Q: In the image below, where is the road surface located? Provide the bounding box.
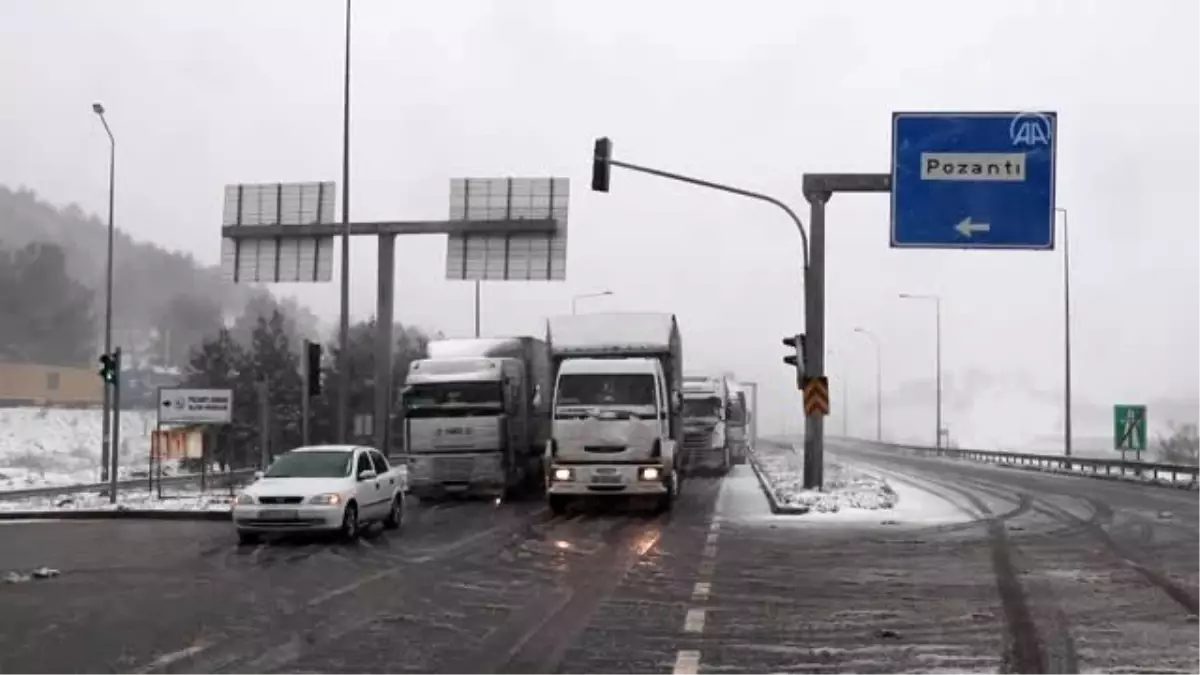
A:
[1,441,1195,673]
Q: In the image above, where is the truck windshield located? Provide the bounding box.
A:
[683,397,722,419]
[556,374,656,409]
[728,395,747,423]
[403,382,503,418]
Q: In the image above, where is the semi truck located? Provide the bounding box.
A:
[726,380,750,465]
[543,312,685,514]
[401,337,552,500]
[681,374,733,475]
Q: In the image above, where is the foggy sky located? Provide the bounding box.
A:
[2,0,1197,447]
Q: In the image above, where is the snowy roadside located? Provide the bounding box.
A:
[0,485,235,514]
[751,441,898,513]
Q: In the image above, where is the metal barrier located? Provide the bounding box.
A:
[858,440,1198,486]
[0,469,257,501]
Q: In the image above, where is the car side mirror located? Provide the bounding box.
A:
[253,470,265,481]
[357,469,377,481]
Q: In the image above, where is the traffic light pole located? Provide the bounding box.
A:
[109,348,122,504]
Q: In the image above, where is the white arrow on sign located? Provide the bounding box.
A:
[955,217,991,237]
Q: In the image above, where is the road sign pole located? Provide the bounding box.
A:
[1059,207,1073,459]
[301,340,311,447]
[374,234,396,454]
[258,381,270,469]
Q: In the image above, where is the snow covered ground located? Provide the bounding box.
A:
[0,485,235,513]
[750,442,899,513]
[0,407,177,491]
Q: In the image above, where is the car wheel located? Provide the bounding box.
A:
[383,496,403,530]
[340,503,360,540]
[237,530,259,546]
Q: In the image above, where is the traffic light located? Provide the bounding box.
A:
[98,352,116,384]
[305,341,322,397]
[782,334,806,389]
[591,137,612,192]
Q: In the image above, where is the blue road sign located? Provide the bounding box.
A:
[890,111,1057,250]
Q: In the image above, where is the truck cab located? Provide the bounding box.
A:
[682,375,732,475]
[402,337,550,500]
[546,357,679,513]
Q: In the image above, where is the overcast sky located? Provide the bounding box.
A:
[2,0,1197,448]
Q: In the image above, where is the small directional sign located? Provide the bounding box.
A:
[803,376,830,417]
[890,111,1058,250]
[1113,404,1148,452]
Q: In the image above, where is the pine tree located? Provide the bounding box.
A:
[183,328,247,471]
[246,309,304,456]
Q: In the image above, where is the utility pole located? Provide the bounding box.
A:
[474,280,481,337]
[257,380,271,468]
[899,293,943,451]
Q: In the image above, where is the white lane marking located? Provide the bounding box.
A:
[683,607,706,633]
[673,650,700,675]
[692,581,711,601]
[133,642,210,673]
[702,542,718,559]
[698,558,715,578]
[705,531,719,545]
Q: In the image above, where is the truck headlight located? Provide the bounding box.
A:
[553,467,574,481]
[308,493,342,505]
[639,467,661,481]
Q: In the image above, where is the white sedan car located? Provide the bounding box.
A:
[232,444,405,545]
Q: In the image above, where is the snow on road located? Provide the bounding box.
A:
[0,407,164,490]
[0,485,234,513]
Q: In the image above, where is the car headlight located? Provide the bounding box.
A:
[308,493,342,505]
[552,467,573,481]
[234,493,256,505]
[639,467,661,481]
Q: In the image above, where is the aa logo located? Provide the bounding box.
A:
[1009,112,1054,148]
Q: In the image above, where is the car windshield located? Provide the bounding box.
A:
[684,397,722,419]
[264,450,352,479]
[556,373,656,407]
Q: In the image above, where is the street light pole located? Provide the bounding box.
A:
[854,327,882,442]
[571,290,613,315]
[900,293,942,450]
[92,102,115,482]
[1057,207,1073,458]
[336,0,353,443]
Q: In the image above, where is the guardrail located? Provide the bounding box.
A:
[857,440,1198,486]
[0,469,257,502]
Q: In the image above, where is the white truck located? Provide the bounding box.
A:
[681,374,733,475]
[543,312,685,514]
[401,337,552,500]
[725,380,750,465]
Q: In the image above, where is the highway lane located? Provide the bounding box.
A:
[830,440,1199,673]
[3,449,1195,674]
[0,479,726,674]
[0,497,546,673]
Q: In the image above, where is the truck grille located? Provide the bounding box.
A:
[584,445,626,454]
[683,430,713,451]
[434,457,476,482]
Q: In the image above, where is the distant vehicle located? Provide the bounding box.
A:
[543,312,685,514]
[231,445,405,545]
[681,374,733,475]
[725,380,750,465]
[401,337,552,500]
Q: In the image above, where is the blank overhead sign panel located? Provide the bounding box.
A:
[220,181,337,283]
[445,177,569,281]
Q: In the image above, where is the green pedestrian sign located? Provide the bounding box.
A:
[1113,404,1148,452]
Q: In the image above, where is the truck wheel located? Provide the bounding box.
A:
[549,495,570,516]
[654,472,677,514]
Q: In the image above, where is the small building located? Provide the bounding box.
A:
[0,362,102,407]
